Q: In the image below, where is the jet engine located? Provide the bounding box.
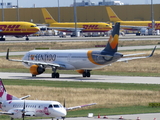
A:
[76,70,84,74]
[30,65,45,75]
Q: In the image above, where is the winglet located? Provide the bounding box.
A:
[148,46,156,57]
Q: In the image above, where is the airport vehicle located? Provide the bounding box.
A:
[106,7,160,33]
[0,79,96,120]
[41,8,112,35]
[0,21,39,41]
[6,23,156,78]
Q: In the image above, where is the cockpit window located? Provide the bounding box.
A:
[31,25,37,27]
[53,104,60,108]
[48,104,53,108]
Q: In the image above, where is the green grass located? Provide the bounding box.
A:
[1,79,160,119]
[67,106,160,117]
[2,79,160,91]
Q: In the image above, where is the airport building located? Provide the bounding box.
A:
[0,4,160,24]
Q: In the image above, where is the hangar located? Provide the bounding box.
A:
[0,4,160,24]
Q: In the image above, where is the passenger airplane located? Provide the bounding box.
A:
[0,21,39,41]
[106,7,160,31]
[0,79,96,120]
[6,23,156,78]
[41,8,112,34]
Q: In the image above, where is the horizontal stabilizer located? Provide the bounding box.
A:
[20,95,30,100]
[66,103,96,111]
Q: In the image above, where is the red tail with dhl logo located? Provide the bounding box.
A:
[102,22,120,54]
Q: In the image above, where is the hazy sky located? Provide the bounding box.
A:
[3,0,160,8]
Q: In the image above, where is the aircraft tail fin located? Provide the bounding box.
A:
[41,8,58,24]
[102,22,120,54]
[106,7,122,22]
[0,79,20,102]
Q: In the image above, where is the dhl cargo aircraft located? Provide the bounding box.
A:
[0,21,39,41]
[41,8,112,34]
[6,23,156,78]
[0,79,96,120]
[106,7,160,31]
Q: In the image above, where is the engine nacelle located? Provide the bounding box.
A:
[30,65,45,75]
[14,35,24,38]
[8,108,23,118]
[76,70,84,74]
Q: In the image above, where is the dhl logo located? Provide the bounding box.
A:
[83,25,99,29]
[148,23,160,28]
[45,17,52,20]
[0,25,21,31]
[110,16,116,18]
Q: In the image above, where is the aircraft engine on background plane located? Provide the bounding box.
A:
[30,65,45,76]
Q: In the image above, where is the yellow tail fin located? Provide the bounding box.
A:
[106,7,122,22]
[41,8,58,24]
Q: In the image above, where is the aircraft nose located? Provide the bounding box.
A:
[35,27,40,32]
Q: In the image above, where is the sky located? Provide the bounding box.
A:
[2,0,160,8]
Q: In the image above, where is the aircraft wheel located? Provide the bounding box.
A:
[26,37,29,41]
[0,38,5,41]
[32,74,36,77]
[86,72,90,77]
[83,72,86,77]
[55,73,60,78]
[52,73,56,78]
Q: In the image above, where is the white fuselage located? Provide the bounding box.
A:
[1,100,66,118]
[22,49,121,70]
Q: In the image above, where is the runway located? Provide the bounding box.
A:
[1,72,160,84]
[32,113,160,120]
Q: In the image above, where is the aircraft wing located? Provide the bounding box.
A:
[48,27,84,32]
[6,49,63,68]
[66,103,96,111]
[0,112,13,115]
[118,46,156,62]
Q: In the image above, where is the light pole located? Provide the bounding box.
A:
[17,0,19,21]
[151,0,155,35]
[2,0,4,21]
[74,0,77,37]
[58,0,60,22]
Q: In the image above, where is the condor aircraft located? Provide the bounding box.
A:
[0,79,96,120]
[106,7,160,31]
[0,21,39,41]
[6,23,156,78]
[41,8,112,33]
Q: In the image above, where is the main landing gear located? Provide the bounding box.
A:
[0,36,5,41]
[26,35,29,41]
[52,67,60,78]
[82,70,91,77]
